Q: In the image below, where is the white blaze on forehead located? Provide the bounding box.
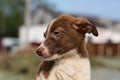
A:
[47,18,57,33]
[38,43,47,50]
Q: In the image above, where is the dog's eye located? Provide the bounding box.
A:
[54,32,59,34]
[44,33,46,38]
[53,31,60,35]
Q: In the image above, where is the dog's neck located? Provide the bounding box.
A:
[36,48,90,80]
[77,40,88,58]
[55,49,79,64]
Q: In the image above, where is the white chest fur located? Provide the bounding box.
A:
[36,49,91,80]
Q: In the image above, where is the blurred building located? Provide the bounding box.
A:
[19,5,120,57]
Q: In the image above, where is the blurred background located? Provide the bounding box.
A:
[0,0,120,80]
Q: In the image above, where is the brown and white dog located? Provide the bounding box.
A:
[36,14,98,80]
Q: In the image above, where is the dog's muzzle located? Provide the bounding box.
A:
[36,43,51,59]
[36,46,44,57]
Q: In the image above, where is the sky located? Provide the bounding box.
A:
[48,0,120,21]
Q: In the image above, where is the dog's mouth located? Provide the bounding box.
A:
[37,53,49,59]
[36,49,59,61]
[39,54,59,61]
[37,51,50,58]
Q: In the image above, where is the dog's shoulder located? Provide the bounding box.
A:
[49,53,90,80]
[36,52,90,80]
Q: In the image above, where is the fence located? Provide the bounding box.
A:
[87,43,120,57]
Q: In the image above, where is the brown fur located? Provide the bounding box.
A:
[36,60,55,78]
[36,14,98,79]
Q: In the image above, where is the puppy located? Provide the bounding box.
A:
[36,14,98,80]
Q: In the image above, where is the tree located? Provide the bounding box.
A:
[0,0,25,37]
[0,0,55,37]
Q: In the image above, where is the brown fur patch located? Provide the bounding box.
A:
[36,60,55,78]
[36,14,98,79]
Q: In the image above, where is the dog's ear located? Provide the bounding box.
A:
[73,18,98,36]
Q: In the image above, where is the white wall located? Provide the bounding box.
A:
[87,27,120,43]
[19,24,47,46]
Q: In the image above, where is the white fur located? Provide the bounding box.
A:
[47,19,57,33]
[36,76,41,80]
[44,54,59,61]
[36,49,91,80]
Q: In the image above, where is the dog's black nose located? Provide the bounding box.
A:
[36,48,42,56]
[36,49,41,53]
[36,47,45,56]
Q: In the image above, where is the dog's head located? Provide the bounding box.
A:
[36,14,98,61]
